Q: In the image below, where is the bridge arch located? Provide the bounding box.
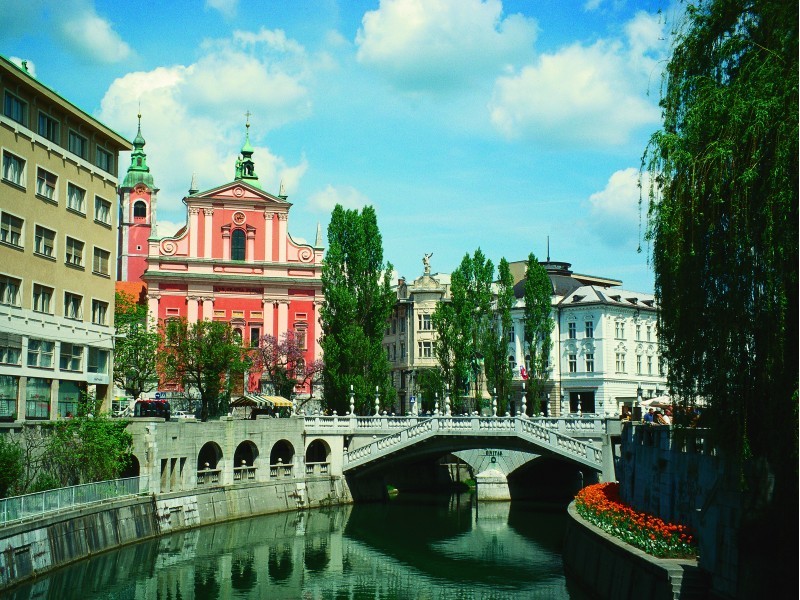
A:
[305,439,331,463]
[234,440,260,467]
[270,439,295,464]
[198,441,223,470]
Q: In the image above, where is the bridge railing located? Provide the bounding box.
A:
[0,477,143,526]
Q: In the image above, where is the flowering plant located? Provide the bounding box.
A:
[574,482,697,559]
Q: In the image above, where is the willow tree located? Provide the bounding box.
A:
[641,0,797,578]
[522,253,554,414]
[320,205,395,414]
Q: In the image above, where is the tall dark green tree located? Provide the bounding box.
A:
[114,291,159,400]
[158,319,249,421]
[433,250,494,413]
[522,253,554,414]
[642,0,797,583]
[484,258,515,414]
[320,205,395,414]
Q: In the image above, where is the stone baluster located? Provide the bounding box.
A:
[521,382,527,419]
[434,393,439,416]
[349,385,355,416]
[492,389,497,417]
[445,384,451,416]
[374,387,380,417]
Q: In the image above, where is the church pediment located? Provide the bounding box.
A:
[190,181,291,207]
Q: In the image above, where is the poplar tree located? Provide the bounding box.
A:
[523,253,554,414]
[484,258,515,414]
[320,205,395,414]
[113,291,159,401]
[642,0,797,583]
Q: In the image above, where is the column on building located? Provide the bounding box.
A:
[263,212,274,262]
[187,295,200,323]
[313,300,323,362]
[263,297,276,338]
[201,296,214,321]
[277,300,289,337]
[203,208,214,258]
[246,227,256,260]
[189,208,200,257]
[222,226,231,261]
[277,213,288,262]
[147,292,161,331]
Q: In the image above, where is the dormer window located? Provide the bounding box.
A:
[231,229,246,260]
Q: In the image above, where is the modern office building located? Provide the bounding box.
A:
[0,55,131,420]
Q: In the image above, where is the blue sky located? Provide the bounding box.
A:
[2,0,681,293]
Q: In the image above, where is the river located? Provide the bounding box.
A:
[7,493,589,599]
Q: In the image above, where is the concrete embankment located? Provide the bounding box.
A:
[0,476,350,592]
[562,502,708,600]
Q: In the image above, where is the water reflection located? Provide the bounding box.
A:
[7,495,583,599]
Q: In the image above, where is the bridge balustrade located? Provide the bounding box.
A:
[270,461,294,479]
[305,462,330,476]
[233,465,257,482]
[197,467,221,486]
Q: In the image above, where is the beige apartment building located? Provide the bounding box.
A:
[0,56,131,420]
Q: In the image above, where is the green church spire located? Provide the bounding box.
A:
[122,111,155,189]
[234,111,261,189]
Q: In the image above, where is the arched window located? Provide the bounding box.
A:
[231,229,246,260]
[133,200,147,219]
[508,355,516,371]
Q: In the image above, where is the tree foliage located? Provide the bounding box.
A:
[432,249,494,413]
[0,435,23,498]
[484,258,515,414]
[251,332,324,403]
[158,319,250,421]
[523,253,554,413]
[320,205,395,414]
[114,291,159,400]
[642,0,797,570]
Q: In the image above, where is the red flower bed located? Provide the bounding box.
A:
[574,482,697,559]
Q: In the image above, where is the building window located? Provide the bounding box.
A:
[391,318,397,334]
[64,292,83,320]
[615,321,625,339]
[0,274,21,307]
[26,378,51,419]
[68,131,88,159]
[586,353,594,372]
[32,283,53,313]
[646,325,652,342]
[508,355,516,371]
[27,338,54,368]
[615,353,626,373]
[4,92,27,125]
[95,147,113,173]
[568,322,576,339]
[67,183,86,214]
[2,151,25,186]
[65,237,84,267]
[91,299,108,325]
[94,196,111,225]
[568,354,577,373]
[636,354,643,375]
[418,314,432,331]
[92,247,110,276]
[0,332,22,365]
[38,112,59,143]
[507,327,515,343]
[58,380,81,418]
[249,327,260,347]
[636,323,641,341]
[647,355,653,375]
[87,348,109,374]
[60,343,83,371]
[418,341,433,358]
[400,342,406,359]
[0,212,23,247]
[231,229,246,260]
[294,328,307,350]
[34,225,55,258]
[400,319,405,333]
[0,375,18,418]
[133,200,147,219]
[36,168,57,200]
[585,321,593,338]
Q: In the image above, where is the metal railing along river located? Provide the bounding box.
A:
[0,477,143,526]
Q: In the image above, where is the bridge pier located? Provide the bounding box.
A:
[475,469,510,501]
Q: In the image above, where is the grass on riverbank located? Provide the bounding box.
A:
[575,482,697,559]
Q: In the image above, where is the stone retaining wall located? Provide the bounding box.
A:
[562,502,708,600]
[0,476,351,592]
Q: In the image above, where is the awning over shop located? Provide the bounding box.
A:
[244,394,293,408]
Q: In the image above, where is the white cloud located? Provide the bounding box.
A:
[60,11,131,63]
[98,29,315,228]
[356,0,537,92]
[584,0,603,10]
[308,185,371,212]
[488,10,666,147]
[206,0,238,19]
[588,167,651,246]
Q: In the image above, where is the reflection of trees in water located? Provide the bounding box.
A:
[194,565,219,598]
[268,544,293,581]
[231,550,256,592]
[304,536,330,572]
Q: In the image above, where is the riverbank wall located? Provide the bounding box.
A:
[0,476,351,592]
[562,502,708,600]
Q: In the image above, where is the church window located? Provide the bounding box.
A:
[133,200,147,219]
[231,229,246,260]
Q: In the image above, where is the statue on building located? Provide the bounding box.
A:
[423,252,433,275]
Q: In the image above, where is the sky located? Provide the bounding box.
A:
[1,0,684,293]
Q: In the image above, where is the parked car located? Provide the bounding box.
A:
[172,410,196,420]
